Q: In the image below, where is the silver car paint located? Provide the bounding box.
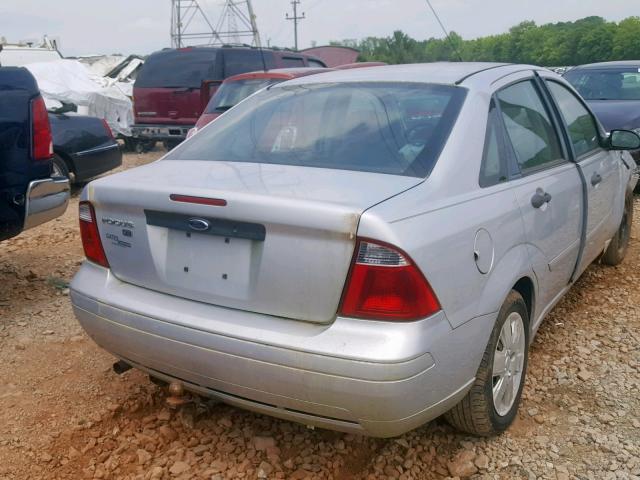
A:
[71,63,633,437]
[86,161,422,324]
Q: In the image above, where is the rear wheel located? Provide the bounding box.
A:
[444,290,529,436]
[52,154,70,181]
[602,193,633,266]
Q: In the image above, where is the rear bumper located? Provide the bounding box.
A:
[72,143,122,183]
[23,177,70,231]
[70,262,495,437]
[131,124,192,141]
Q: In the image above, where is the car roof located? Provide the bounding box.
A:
[223,68,333,83]
[275,62,537,88]
[569,60,640,70]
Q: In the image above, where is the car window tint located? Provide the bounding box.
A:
[308,59,325,68]
[205,78,277,113]
[497,81,564,173]
[281,57,306,68]
[168,82,467,178]
[546,81,600,158]
[135,50,218,88]
[224,50,275,77]
[480,100,508,187]
[564,68,640,101]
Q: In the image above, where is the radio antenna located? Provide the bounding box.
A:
[424,0,463,62]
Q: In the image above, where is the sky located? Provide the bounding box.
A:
[0,0,637,57]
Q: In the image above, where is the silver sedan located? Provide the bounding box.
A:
[71,63,639,437]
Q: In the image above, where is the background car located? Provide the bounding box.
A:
[564,61,640,171]
[132,46,327,149]
[50,113,122,184]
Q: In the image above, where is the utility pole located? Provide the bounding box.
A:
[285,0,305,51]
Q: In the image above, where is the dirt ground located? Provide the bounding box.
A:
[0,151,638,480]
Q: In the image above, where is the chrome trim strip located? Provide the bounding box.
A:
[74,143,119,157]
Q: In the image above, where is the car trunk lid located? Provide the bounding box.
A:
[88,160,422,323]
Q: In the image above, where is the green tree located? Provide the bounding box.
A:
[338,16,640,66]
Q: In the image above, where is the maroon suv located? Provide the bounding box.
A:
[132,46,326,147]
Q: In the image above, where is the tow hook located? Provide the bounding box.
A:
[166,381,192,409]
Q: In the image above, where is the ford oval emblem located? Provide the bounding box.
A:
[188,218,210,232]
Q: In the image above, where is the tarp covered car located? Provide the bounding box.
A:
[25,59,133,136]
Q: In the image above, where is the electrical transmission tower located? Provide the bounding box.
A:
[170,0,261,48]
[285,0,305,51]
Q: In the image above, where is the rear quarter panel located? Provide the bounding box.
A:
[359,90,535,330]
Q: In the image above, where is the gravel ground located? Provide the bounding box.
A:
[0,151,638,480]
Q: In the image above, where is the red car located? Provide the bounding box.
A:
[192,67,332,132]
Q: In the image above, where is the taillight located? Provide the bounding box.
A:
[79,201,109,268]
[339,239,440,321]
[31,95,53,161]
[101,119,115,140]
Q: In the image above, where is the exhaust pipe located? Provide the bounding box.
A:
[113,360,132,375]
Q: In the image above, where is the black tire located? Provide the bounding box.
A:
[164,139,182,151]
[602,193,634,266]
[52,154,70,180]
[444,290,530,436]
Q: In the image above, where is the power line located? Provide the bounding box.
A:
[424,0,463,62]
[285,0,306,51]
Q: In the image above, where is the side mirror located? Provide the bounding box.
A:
[608,129,640,150]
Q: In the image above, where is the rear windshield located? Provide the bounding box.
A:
[565,68,640,101]
[168,82,466,177]
[205,78,280,113]
[136,50,217,89]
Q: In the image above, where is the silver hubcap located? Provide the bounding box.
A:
[492,312,525,416]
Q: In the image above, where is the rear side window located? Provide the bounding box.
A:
[223,50,275,77]
[281,56,306,68]
[308,59,326,68]
[480,100,509,187]
[546,81,600,158]
[168,82,467,177]
[497,81,564,173]
[135,50,217,89]
[205,78,279,113]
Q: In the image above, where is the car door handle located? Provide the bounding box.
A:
[531,189,552,209]
[591,172,602,186]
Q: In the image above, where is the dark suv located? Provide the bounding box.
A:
[132,46,326,147]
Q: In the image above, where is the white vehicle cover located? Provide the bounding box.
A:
[25,59,133,136]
